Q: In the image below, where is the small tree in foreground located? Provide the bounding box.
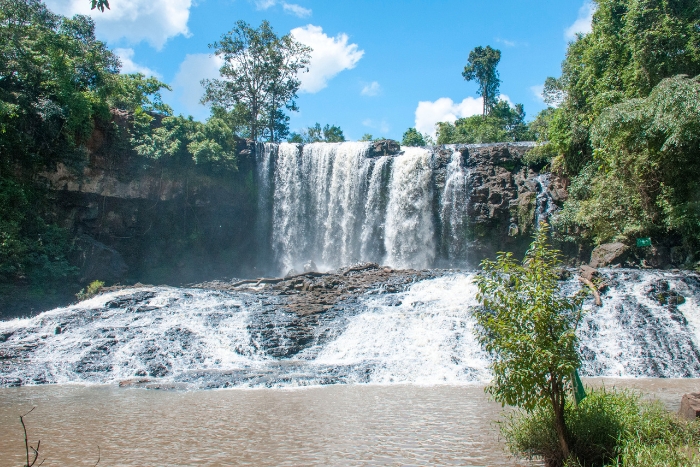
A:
[473,223,585,465]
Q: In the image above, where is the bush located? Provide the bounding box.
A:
[76,280,104,301]
[502,388,700,467]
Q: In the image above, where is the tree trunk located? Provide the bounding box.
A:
[550,379,571,464]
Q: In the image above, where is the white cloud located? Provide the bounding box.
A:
[361,81,381,97]
[114,48,160,77]
[45,0,192,49]
[495,38,517,47]
[291,25,364,93]
[255,0,311,17]
[254,0,277,9]
[414,95,512,138]
[531,84,545,103]
[362,118,390,135]
[565,1,597,40]
[283,3,311,17]
[169,53,223,120]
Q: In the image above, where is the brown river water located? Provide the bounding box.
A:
[0,379,698,467]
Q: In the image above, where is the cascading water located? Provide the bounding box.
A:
[1,270,699,388]
[263,142,471,274]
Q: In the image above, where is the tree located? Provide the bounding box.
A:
[462,45,501,117]
[401,127,427,147]
[202,21,311,142]
[473,223,586,463]
[288,123,345,143]
[436,100,530,144]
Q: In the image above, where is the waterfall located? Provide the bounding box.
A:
[263,143,474,273]
[2,270,699,388]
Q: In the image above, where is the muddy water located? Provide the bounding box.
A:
[0,380,696,466]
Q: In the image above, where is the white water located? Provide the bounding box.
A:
[264,143,472,274]
[1,270,699,388]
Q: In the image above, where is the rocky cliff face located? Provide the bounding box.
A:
[37,140,566,289]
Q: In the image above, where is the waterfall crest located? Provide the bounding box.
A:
[262,142,471,274]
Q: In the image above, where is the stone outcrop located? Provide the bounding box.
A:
[590,243,630,268]
[679,393,700,420]
[195,263,438,317]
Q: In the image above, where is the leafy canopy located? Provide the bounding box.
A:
[436,100,530,144]
[556,75,700,246]
[463,45,502,117]
[202,20,311,142]
[401,127,432,147]
[288,123,345,143]
[474,223,586,459]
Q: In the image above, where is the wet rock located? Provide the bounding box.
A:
[679,393,700,420]
[367,139,401,158]
[304,260,317,273]
[579,265,599,282]
[590,243,629,268]
[73,235,128,283]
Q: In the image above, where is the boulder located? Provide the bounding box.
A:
[679,393,700,420]
[590,243,629,268]
[579,265,599,282]
[367,139,401,158]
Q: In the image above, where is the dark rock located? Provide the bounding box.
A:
[367,139,401,158]
[73,235,128,283]
[590,243,629,268]
[679,393,700,420]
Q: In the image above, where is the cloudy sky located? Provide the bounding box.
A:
[45,0,595,141]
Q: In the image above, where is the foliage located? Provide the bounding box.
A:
[359,133,374,142]
[436,100,530,144]
[545,0,700,175]
[131,113,239,172]
[202,20,311,142]
[474,223,586,459]
[401,127,432,146]
[554,75,700,248]
[76,279,104,301]
[0,0,119,173]
[288,123,345,143]
[503,388,700,467]
[0,178,76,285]
[463,45,502,116]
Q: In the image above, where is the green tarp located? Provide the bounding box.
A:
[573,369,587,404]
[636,237,652,247]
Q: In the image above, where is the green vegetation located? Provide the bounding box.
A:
[504,388,700,467]
[437,45,531,145]
[202,20,311,142]
[0,1,315,304]
[537,0,700,256]
[76,280,104,301]
[463,45,502,117]
[400,127,434,147]
[436,100,531,144]
[288,123,345,143]
[474,224,586,460]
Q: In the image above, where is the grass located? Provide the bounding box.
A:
[501,388,700,467]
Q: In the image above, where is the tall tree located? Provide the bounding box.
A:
[202,21,310,142]
[462,45,502,117]
[474,223,586,462]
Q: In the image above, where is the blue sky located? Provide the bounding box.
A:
[45,0,596,141]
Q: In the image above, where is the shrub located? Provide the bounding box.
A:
[76,280,105,301]
[502,388,700,467]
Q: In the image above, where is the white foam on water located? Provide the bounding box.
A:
[2,270,700,387]
[315,274,489,384]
